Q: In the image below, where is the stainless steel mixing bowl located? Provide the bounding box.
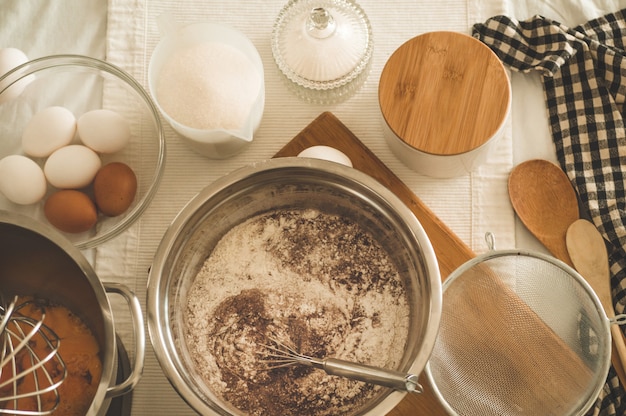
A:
[147,157,442,415]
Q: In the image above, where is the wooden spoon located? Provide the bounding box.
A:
[509,160,626,386]
[508,159,578,267]
[567,219,626,383]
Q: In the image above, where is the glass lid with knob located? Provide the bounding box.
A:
[271,0,373,104]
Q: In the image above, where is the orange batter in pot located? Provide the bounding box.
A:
[1,296,102,415]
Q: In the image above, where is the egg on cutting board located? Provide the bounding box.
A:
[0,155,47,205]
[297,145,353,167]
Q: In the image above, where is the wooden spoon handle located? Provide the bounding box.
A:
[605,296,626,387]
[610,324,626,386]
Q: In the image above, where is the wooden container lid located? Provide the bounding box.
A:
[379,31,510,156]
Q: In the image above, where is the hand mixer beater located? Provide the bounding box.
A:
[0,293,67,415]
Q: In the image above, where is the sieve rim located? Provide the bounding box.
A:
[425,248,612,416]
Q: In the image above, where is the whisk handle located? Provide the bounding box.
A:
[323,358,422,393]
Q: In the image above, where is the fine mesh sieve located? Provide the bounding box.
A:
[426,237,613,416]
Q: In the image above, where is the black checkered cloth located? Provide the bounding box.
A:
[473,10,626,416]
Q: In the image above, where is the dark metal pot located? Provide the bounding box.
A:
[0,211,145,415]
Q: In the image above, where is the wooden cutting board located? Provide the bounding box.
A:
[274,111,474,415]
[274,112,597,415]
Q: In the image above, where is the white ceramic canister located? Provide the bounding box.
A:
[379,31,511,178]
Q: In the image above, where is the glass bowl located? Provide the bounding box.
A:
[0,55,165,249]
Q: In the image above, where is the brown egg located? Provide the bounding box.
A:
[44,190,98,233]
[93,162,137,217]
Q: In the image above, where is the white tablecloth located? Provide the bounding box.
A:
[2,0,626,414]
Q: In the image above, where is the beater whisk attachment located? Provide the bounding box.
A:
[258,337,422,393]
[0,294,67,415]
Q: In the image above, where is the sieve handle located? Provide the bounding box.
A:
[322,358,423,393]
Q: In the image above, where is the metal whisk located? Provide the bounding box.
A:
[0,294,67,415]
[259,338,422,393]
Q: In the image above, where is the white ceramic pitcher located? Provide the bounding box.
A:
[148,14,265,159]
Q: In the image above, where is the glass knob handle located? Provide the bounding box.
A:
[307,7,336,39]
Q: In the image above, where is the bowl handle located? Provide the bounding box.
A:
[103,282,146,398]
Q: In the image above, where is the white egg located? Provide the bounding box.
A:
[297,145,353,167]
[0,155,47,205]
[77,109,131,153]
[44,145,102,189]
[22,106,77,157]
[0,48,30,104]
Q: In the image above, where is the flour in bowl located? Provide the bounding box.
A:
[184,208,410,416]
